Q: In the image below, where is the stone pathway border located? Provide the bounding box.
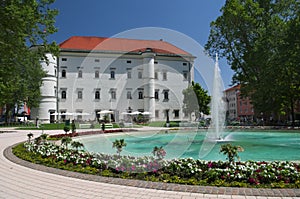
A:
[4,143,300,198]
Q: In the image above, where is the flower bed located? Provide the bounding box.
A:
[14,141,300,188]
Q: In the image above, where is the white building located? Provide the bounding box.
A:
[33,36,195,123]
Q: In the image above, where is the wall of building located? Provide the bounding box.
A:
[57,51,193,122]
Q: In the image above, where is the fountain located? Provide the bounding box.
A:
[198,54,226,158]
[209,53,226,141]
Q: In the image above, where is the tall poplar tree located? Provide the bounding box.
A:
[0,0,58,121]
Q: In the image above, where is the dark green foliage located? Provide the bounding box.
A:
[112,139,127,156]
[63,126,70,134]
[182,81,211,119]
[0,0,58,122]
[205,0,300,123]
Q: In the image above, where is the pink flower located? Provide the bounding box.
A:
[131,165,136,171]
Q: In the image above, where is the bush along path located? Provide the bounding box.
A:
[12,135,300,188]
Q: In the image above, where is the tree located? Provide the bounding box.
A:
[27,133,34,143]
[182,81,211,120]
[220,143,244,163]
[205,0,300,124]
[0,0,58,122]
[112,139,127,157]
[40,133,48,143]
[61,136,72,150]
[71,141,84,151]
[152,146,166,160]
[63,126,70,134]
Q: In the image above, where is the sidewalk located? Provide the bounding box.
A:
[0,129,299,199]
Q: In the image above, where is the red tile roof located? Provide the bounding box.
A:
[59,36,192,56]
[224,84,240,92]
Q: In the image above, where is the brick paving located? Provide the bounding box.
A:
[0,129,300,199]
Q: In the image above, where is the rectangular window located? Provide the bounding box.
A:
[183,71,188,81]
[110,70,115,79]
[155,110,159,118]
[78,70,82,78]
[162,71,167,80]
[95,70,99,78]
[127,91,132,99]
[95,59,100,62]
[62,58,67,61]
[174,110,180,118]
[126,60,132,64]
[155,90,159,100]
[154,61,158,64]
[61,90,67,99]
[127,69,132,79]
[111,89,116,100]
[138,91,143,99]
[138,71,143,79]
[163,90,169,101]
[61,69,66,78]
[95,90,100,100]
[183,62,187,66]
[78,91,83,99]
[154,71,158,79]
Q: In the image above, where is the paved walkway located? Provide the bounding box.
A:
[0,129,299,199]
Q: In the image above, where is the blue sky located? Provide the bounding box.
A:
[49,0,234,89]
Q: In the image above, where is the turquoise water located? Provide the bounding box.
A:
[76,130,300,161]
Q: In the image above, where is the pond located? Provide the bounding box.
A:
[75,130,300,161]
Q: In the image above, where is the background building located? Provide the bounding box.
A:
[224,84,254,123]
[32,36,195,123]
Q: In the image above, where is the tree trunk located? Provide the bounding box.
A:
[290,98,295,127]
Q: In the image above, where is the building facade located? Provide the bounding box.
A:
[32,36,195,123]
[224,84,254,122]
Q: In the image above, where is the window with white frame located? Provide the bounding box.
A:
[127,91,132,99]
[138,71,143,79]
[138,91,143,99]
[174,110,180,118]
[78,70,82,78]
[155,110,159,118]
[95,90,100,100]
[183,71,188,81]
[78,90,83,99]
[127,68,132,79]
[61,69,66,78]
[154,71,158,79]
[110,89,116,100]
[163,90,169,101]
[155,90,159,100]
[110,70,115,79]
[61,90,66,99]
[162,71,167,80]
[95,70,99,78]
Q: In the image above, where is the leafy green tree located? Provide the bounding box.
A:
[0,0,58,122]
[182,81,211,120]
[112,139,127,157]
[205,0,300,124]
